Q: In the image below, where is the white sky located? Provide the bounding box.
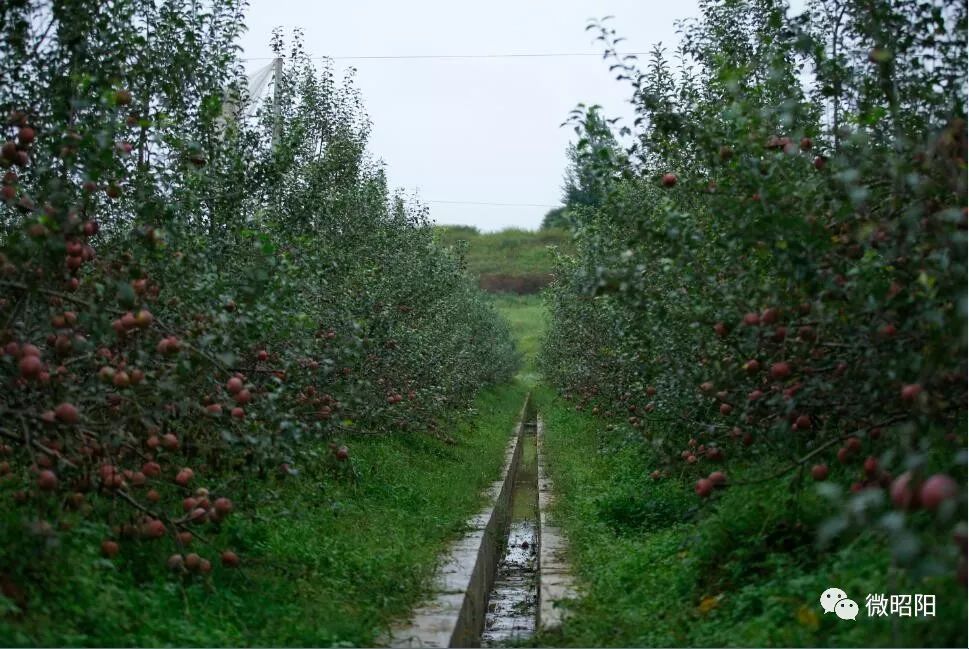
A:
[238,1,701,231]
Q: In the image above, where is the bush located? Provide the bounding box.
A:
[0,0,516,593]
[542,0,967,586]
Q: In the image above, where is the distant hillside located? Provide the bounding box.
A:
[435,226,573,294]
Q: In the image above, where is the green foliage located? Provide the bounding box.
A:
[435,225,572,294]
[534,387,967,647]
[0,0,517,629]
[542,0,967,603]
[541,206,569,230]
[436,226,573,277]
[491,293,546,384]
[0,381,529,646]
[561,107,626,213]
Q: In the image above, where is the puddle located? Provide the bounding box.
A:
[481,423,538,647]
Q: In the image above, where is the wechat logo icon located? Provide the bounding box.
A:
[820,587,859,620]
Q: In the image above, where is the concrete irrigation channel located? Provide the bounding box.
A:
[389,395,576,648]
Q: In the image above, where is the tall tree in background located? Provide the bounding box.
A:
[540,107,624,230]
[561,107,623,211]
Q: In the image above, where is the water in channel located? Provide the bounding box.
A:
[481,421,539,646]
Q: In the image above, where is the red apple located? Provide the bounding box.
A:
[183,553,201,571]
[18,127,35,145]
[112,370,130,388]
[900,384,922,402]
[770,362,791,380]
[54,402,79,424]
[226,377,244,394]
[890,472,920,510]
[37,469,58,491]
[863,456,879,476]
[134,309,153,329]
[708,471,727,486]
[101,540,120,557]
[811,464,829,481]
[920,474,958,511]
[221,550,240,567]
[661,173,677,187]
[144,519,166,538]
[214,497,233,515]
[695,478,714,497]
[18,354,42,379]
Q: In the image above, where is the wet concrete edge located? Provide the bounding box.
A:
[536,415,577,633]
[387,395,531,648]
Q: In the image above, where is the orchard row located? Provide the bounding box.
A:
[0,2,517,588]
[541,2,967,583]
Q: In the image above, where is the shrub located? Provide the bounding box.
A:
[0,0,516,588]
[542,0,967,584]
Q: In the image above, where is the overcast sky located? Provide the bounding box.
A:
[238,1,701,231]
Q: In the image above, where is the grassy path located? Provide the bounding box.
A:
[492,294,545,386]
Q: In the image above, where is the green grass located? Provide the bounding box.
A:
[0,381,530,647]
[531,385,967,648]
[491,293,546,385]
[435,226,571,277]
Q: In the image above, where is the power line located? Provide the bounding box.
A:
[426,199,559,208]
[242,51,646,62]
